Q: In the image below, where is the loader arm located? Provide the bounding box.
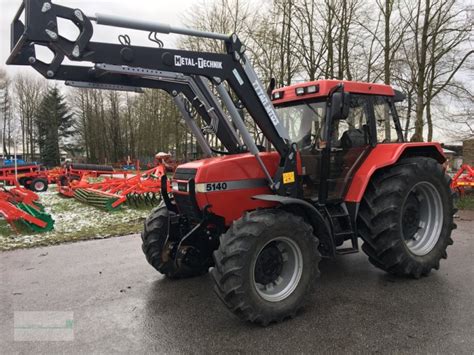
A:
[7,0,298,195]
[61,65,243,155]
[65,69,241,158]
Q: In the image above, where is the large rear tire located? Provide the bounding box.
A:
[141,205,210,279]
[212,209,320,326]
[357,157,456,278]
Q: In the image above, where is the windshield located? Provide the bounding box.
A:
[275,101,326,150]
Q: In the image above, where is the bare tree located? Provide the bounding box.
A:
[14,74,45,160]
[403,0,472,141]
[0,70,13,157]
[180,0,252,52]
[291,0,327,81]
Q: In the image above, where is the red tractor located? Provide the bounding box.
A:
[8,1,456,325]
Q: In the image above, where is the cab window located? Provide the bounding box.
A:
[373,96,400,143]
[332,94,370,148]
[276,101,326,151]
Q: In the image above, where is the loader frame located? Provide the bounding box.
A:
[7,0,299,195]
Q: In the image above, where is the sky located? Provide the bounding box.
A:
[1,0,197,75]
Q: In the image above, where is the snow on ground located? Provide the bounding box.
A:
[0,187,154,251]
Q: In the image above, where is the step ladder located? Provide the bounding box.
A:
[326,203,359,255]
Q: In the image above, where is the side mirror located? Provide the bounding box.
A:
[393,90,406,103]
[267,77,276,97]
[331,92,351,120]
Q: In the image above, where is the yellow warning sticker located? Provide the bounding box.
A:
[283,171,295,184]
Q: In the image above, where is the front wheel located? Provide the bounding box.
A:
[212,209,320,325]
[357,157,456,278]
[141,205,211,279]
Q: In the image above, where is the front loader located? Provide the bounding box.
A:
[7,0,456,325]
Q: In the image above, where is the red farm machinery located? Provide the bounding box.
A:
[57,162,116,194]
[0,177,54,233]
[0,162,50,192]
[7,0,457,325]
[451,164,474,197]
[57,161,171,210]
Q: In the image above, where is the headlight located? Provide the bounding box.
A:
[171,181,179,191]
[272,91,284,100]
[306,85,319,94]
[295,87,305,96]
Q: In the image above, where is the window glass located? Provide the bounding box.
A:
[276,101,326,151]
[332,94,369,148]
[373,96,399,143]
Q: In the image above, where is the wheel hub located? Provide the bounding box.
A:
[252,237,303,303]
[35,181,45,190]
[401,182,444,256]
[254,243,284,285]
[402,194,421,240]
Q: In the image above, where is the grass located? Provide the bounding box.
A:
[456,191,474,211]
[0,187,154,251]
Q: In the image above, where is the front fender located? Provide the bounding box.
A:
[252,194,335,257]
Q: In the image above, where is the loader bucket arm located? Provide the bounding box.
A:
[62,66,238,157]
[7,0,298,196]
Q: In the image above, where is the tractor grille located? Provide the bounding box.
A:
[174,193,200,221]
[173,168,200,221]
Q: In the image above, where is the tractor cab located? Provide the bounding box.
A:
[271,80,404,202]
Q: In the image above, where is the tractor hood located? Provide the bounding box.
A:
[172,152,281,225]
[174,152,280,184]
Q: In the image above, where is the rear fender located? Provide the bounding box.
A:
[345,143,445,203]
[252,194,335,257]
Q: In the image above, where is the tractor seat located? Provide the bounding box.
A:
[340,128,367,149]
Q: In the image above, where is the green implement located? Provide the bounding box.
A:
[16,202,55,233]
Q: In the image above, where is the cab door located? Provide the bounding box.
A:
[325,94,374,201]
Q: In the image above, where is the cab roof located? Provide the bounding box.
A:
[271,79,395,105]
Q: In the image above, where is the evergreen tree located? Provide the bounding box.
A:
[36,86,74,166]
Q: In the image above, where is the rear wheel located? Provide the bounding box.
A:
[141,204,211,279]
[29,178,48,192]
[212,209,320,325]
[357,157,456,278]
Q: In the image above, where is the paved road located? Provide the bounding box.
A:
[1,211,473,354]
